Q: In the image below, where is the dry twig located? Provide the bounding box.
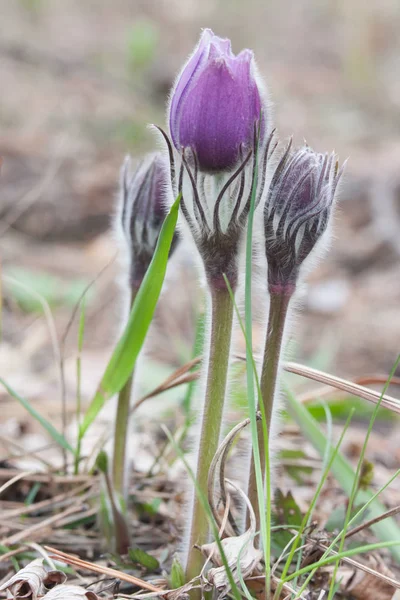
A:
[44,546,165,594]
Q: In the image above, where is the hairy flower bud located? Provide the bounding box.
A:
[169,28,265,173]
[156,31,274,291]
[264,143,344,293]
[117,153,178,288]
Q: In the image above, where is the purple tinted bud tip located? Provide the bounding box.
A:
[169,29,265,173]
[119,153,179,288]
[264,142,345,292]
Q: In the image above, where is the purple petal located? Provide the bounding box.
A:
[169,29,214,147]
[169,30,264,172]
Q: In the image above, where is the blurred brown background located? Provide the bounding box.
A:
[1,0,400,425]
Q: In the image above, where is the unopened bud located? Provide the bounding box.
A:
[117,153,179,289]
[264,143,345,293]
[169,29,266,173]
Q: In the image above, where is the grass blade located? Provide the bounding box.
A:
[284,540,400,584]
[80,193,180,437]
[285,385,400,561]
[0,377,74,454]
[243,125,272,596]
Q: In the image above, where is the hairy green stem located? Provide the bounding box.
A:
[104,468,130,554]
[112,290,137,497]
[185,286,234,585]
[247,290,292,531]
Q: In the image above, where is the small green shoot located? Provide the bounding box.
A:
[170,555,186,589]
[128,547,159,572]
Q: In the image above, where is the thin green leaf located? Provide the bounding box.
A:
[242,123,271,597]
[291,402,333,594]
[170,555,186,589]
[25,482,41,506]
[274,410,353,600]
[285,540,400,584]
[74,298,86,474]
[328,354,400,600]
[128,547,159,571]
[224,275,271,597]
[0,545,20,571]
[0,377,74,454]
[77,297,86,352]
[285,386,400,561]
[80,193,181,437]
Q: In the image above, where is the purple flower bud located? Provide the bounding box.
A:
[264,143,344,293]
[117,153,179,288]
[169,29,265,173]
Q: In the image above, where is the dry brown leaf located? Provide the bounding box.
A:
[41,585,98,600]
[0,559,66,600]
[200,481,262,597]
[341,556,398,600]
[203,534,262,595]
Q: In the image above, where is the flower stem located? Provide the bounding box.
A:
[104,465,131,554]
[185,286,234,584]
[112,290,137,498]
[247,290,292,531]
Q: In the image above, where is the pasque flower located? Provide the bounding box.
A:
[247,144,345,529]
[264,143,344,293]
[157,30,273,289]
[118,153,179,289]
[157,30,273,585]
[169,28,265,173]
[112,152,178,498]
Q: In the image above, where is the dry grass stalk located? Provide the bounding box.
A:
[0,504,86,547]
[0,469,95,484]
[128,354,400,415]
[1,481,94,520]
[44,546,165,594]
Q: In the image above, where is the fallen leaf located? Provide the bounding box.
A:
[0,559,66,600]
[42,585,98,600]
[200,481,263,596]
[340,556,399,600]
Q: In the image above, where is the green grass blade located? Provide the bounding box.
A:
[223,273,270,562]
[163,425,242,600]
[288,404,347,598]
[285,540,400,584]
[274,409,353,600]
[285,385,400,561]
[80,194,180,437]
[328,355,400,599]
[0,377,74,454]
[77,297,86,352]
[243,125,272,595]
[236,529,262,600]
[74,298,86,474]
